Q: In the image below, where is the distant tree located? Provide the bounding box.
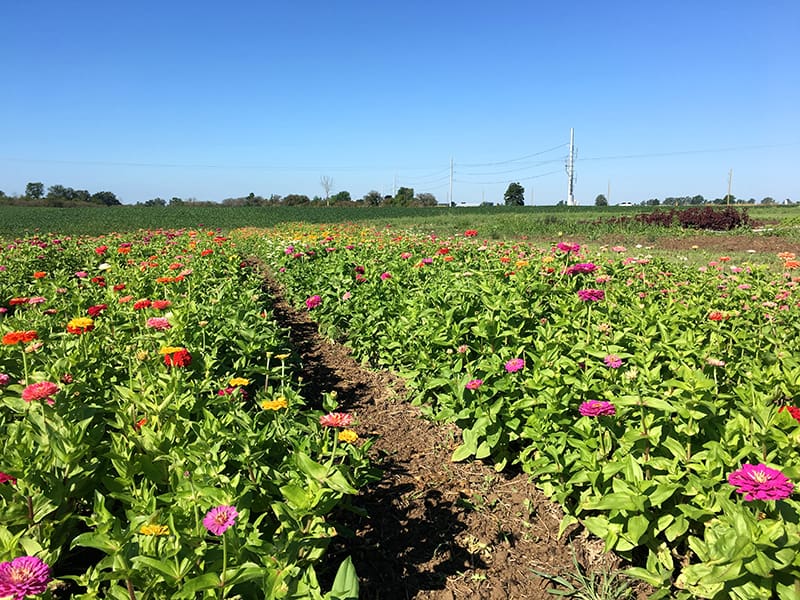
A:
[723,193,736,204]
[504,182,524,206]
[320,176,334,206]
[761,196,775,205]
[283,194,310,205]
[73,189,91,203]
[46,185,75,202]
[690,195,705,205]
[25,182,44,200]
[330,190,352,204]
[393,187,415,206]
[144,197,166,207]
[169,197,185,206]
[91,191,121,206]
[480,201,494,207]
[415,192,437,206]
[594,194,608,207]
[362,190,382,206]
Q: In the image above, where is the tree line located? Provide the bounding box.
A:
[0,182,122,207]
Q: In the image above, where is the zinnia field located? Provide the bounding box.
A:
[3,218,800,599]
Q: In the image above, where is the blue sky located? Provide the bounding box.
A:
[2,1,798,205]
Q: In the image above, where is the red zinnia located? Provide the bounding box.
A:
[133,299,152,310]
[163,349,191,368]
[87,304,108,317]
[21,381,60,404]
[319,412,354,428]
[2,331,38,345]
[151,300,172,310]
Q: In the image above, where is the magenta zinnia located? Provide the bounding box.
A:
[565,262,598,275]
[603,354,623,369]
[319,412,354,428]
[465,379,483,390]
[203,505,238,535]
[728,463,794,501]
[0,555,52,600]
[305,295,322,310]
[21,381,59,404]
[577,289,605,302]
[504,358,525,373]
[579,400,616,417]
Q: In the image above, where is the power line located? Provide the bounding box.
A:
[455,168,562,186]
[577,142,799,162]
[458,142,569,167]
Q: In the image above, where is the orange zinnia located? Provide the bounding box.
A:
[2,330,38,345]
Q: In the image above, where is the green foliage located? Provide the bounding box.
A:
[0,230,373,597]
[253,222,800,598]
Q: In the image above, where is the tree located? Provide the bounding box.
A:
[415,192,437,206]
[594,194,608,207]
[25,182,44,200]
[393,187,415,206]
[320,176,333,206]
[504,182,524,206]
[283,194,310,205]
[761,197,775,205]
[90,191,121,206]
[362,190,382,206]
[144,197,166,207]
[330,190,352,204]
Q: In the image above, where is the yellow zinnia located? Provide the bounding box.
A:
[229,377,249,387]
[159,346,184,355]
[261,397,288,411]
[339,430,359,444]
[139,524,170,536]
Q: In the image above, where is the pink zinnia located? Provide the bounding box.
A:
[0,471,16,485]
[306,295,322,310]
[0,556,51,600]
[319,412,354,428]
[203,505,238,535]
[465,379,483,390]
[505,358,525,373]
[579,400,616,417]
[21,382,59,404]
[380,272,392,280]
[728,463,794,501]
[577,289,605,302]
[565,263,597,275]
[146,317,171,330]
[556,242,581,254]
[603,354,623,369]
[0,373,9,386]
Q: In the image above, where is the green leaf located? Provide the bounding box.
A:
[625,566,667,587]
[175,573,221,597]
[132,556,180,582]
[328,556,359,600]
[451,443,475,462]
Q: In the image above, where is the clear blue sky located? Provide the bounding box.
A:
[2,1,798,205]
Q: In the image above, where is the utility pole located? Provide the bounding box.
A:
[727,169,733,205]
[566,128,576,206]
[449,157,454,206]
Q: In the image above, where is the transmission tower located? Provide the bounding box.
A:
[566,128,576,206]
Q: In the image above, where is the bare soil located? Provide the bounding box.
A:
[258,233,793,600]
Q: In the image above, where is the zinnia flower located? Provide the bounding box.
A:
[0,471,16,485]
[86,304,107,317]
[603,354,623,369]
[339,430,359,444]
[464,229,478,237]
[139,524,170,536]
[162,348,191,368]
[2,331,38,345]
[465,379,483,390]
[0,556,51,600]
[577,289,605,302]
[229,377,249,387]
[261,397,288,411]
[0,373,10,386]
[203,505,238,535]
[556,242,581,254]
[151,299,171,310]
[779,405,800,424]
[21,382,59,404]
[504,358,525,373]
[146,317,171,330]
[319,412,354,428]
[66,317,94,335]
[133,299,152,310]
[565,263,598,275]
[579,400,616,417]
[728,463,794,501]
[708,310,729,321]
[306,295,322,310]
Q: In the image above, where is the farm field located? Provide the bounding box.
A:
[2,206,800,599]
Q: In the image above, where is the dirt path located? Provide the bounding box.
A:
[263,275,629,600]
